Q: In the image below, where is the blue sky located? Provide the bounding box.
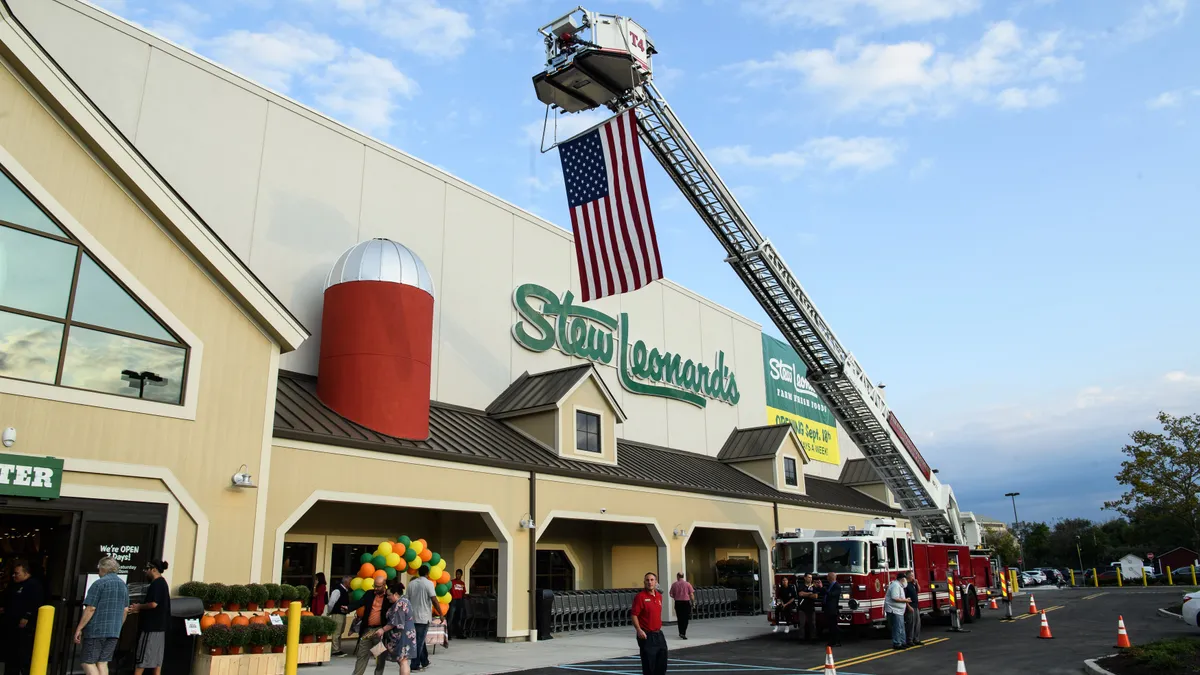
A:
[91,0,1200,525]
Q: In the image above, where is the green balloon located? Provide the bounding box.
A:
[351,589,365,602]
[430,553,441,566]
[435,583,449,595]
[385,567,397,580]
[398,535,412,547]
[404,549,417,562]
[360,552,374,564]
[372,555,388,569]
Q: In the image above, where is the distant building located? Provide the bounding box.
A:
[978,516,1008,533]
[1155,547,1199,574]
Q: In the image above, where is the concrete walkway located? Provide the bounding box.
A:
[302,616,768,675]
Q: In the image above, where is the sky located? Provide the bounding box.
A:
[87,0,1200,526]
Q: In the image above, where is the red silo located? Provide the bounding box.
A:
[317,238,435,440]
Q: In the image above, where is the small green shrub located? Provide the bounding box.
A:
[269,624,288,646]
[296,585,311,607]
[264,583,282,602]
[228,624,250,648]
[204,583,229,606]
[246,583,268,606]
[228,585,251,607]
[177,582,208,599]
[280,584,299,602]
[248,623,271,647]
[202,624,232,648]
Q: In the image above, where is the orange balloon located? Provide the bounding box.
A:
[373,570,388,582]
[200,615,216,631]
[419,549,432,562]
[359,563,376,578]
[417,539,427,549]
[232,615,250,627]
[438,602,449,616]
[393,543,406,557]
[438,572,451,584]
[214,613,232,626]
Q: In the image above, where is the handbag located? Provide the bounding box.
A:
[370,638,387,658]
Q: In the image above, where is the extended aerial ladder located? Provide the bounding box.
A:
[533,7,964,543]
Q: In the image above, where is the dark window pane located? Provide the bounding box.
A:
[332,544,377,581]
[784,457,798,486]
[0,171,65,237]
[0,310,62,383]
[281,542,317,589]
[0,225,77,318]
[60,326,185,403]
[71,254,174,341]
[576,411,600,453]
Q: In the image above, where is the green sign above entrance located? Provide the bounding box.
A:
[0,453,64,499]
[512,283,740,408]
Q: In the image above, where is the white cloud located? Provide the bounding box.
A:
[1147,88,1200,109]
[209,26,342,92]
[712,136,902,174]
[310,50,417,135]
[523,109,612,147]
[747,0,981,27]
[739,21,1084,120]
[996,84,1059,109]
[1120,0,1188,42]
[304,0,474,58]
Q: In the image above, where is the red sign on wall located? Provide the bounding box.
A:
[887,412,932,481]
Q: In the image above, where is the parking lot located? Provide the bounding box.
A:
[516,588,1197,675]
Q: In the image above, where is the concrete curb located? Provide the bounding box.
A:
[1082,655,1118,674]
[1157,607,1182,619]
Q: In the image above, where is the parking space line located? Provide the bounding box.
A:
[805,636,951,670]
[559,657,841,674]
[1082,592,1108,600]
[1013,605,1065,620]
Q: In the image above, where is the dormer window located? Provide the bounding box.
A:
[784,456,798,487]
[576,410,601,453]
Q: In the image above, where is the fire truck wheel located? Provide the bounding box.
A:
[962,591,978,623]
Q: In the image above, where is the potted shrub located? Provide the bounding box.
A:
[204,583,230,612]
[298,615,318,644]
[296,585,311,609]
[227,584,250,612]
[319,616,337,643]
[269,624,288,654]
[227,624,250,655]
[178,581,208,601]
[202,624,231,656]
[246,623,270,654]
[246,583,267,611]
[263,583,282,609]
[280,584,299,607]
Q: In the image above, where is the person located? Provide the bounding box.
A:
[312,572,329,616]
[349,578,393,675]
[2,560,44,675]
[631,572,667,675]
[904,575,922,647]
[884,573,910,650]
[130,560,171,675]
[822,572,842,648]
[797,573,819,641]
[406,565,441,672]
[772,576,796,634]
[448,570,466,639]
[668,572,694,639]
[326,575,353,656]
[375,581,416,675]
[74,556,130,675]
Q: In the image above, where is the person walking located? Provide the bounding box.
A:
[1,560,44,675]
[797,573,818,642]
[448,570,467,639]
[312,573,329,617]
[74,556,130,675]
[130,560,171,675]
[406,565,441,672]
[349,578,393,675]
[668,572,694,639]
[884,573,910,650]
[904,575,922,647]
[374,581,416,675]
[631,572,667,675]
[822,572,842,648]
[772,576,795,634]
[325,576,353,656]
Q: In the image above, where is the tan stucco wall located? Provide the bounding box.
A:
[776,436,807,494]
[507,410,557,450]
[733,458,775,486]
[559,378,618,464]
[611,545,657,588]
[0,61,277,584]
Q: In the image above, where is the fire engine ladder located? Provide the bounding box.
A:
[615,82,962,542]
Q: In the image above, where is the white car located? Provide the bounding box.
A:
[1183,591,1200,629]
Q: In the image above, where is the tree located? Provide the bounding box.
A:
[983,529,1021,567]
[1104,411,1200,550]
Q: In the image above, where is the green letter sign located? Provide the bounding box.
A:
[511,283,740,408]
[0,453,64,499]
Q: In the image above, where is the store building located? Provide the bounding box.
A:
[0,0,947,655]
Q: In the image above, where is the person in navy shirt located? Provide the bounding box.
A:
[631,572,667,675]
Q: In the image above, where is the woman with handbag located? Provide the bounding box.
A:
[369,581,417,675]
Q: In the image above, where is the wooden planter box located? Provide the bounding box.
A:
[191,643,331,675]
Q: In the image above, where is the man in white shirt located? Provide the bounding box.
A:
[884,573,910,649]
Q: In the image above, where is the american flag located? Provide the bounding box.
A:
[559,109,662,302]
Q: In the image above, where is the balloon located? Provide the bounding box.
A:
[439,602,449,616]
[360,552,374,564]
[351,589,365,602]
[430,553,441,566]
[404,549,417,563]
[398,535,412,547]
[393,543,406,558]
[418,539,427,549]
[377,542,393,556]
[372,555,388,569]
[359,563,376,578]
[439,572,451,585]
[437,593,451,605]
[408,558,421,571]
[435,583,449,595]
[419,549,432,563]
[385,566,397,580]
[385,553,401,568]
[410,540,424,555]
[350,578,363,591]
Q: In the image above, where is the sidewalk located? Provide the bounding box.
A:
[302,616,768,675]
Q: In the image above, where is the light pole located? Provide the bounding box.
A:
[1005,492,1025,568]
[1075,535,1084,571]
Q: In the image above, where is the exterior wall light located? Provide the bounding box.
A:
[231,464,257,488]
[519,515,536,529]
[673,527,687,538]
[2,427,15,447]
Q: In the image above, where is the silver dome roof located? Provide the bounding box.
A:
[325,238,435,295]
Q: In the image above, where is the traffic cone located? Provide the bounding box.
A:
[956,651,968,674]
[1115,615,1131,649]
[1037,611,1054,639]
[1028,594,1038,614]
[823,646,837,675]
[989,596,999,610]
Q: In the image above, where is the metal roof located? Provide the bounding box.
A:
[716,425,793,463]
[273,370,897,516]
[839,458,883,486]
[485,363,625,420]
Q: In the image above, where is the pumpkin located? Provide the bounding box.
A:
[232,615,250,627]
[250,614,270,625]
[214,613,232,627]
[302,611,314,617]
[199,615,216,631]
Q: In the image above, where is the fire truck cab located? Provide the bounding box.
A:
[769,518,998,632]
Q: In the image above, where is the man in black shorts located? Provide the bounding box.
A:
[773,577,796,634]
[130,560,171,675]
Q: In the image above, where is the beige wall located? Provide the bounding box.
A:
[776,436,807,494]
[733,459,775,486]
[611,545,658,589]
[0,61,277,584]
[559,378,618,464]
[507,411,556,450]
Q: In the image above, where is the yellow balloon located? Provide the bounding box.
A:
[377,542,393,556]
[385,552,401,568]
[410,540,424,555]
[408,558,421,571]
[350,578,363,591]
[437,593,451,605]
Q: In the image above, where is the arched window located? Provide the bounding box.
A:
[0,167,188,404]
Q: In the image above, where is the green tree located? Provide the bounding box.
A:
[1104,412,1200,550]
[983,528,1021,567]
[1021,522,1052,567]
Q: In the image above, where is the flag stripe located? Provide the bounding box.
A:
[626,111,661,279]
[615,111,651,285]
[569,206,595,302]
[603,121,639,290]
[592,199,617,297]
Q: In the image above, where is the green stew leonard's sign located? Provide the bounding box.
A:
[0,454,64,499]
[762,334,840,465]
[511,283,740,408]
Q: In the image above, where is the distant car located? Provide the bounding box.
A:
[1171,566,1199,583]
[1020,572,1038,587]
[1028,570,1047,585]
[1182,591,1199,630]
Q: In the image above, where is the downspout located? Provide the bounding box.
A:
[773,502,780,536]
[529,470,538,642]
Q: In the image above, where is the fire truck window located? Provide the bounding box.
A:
[897,538,909,568]
[773,541,814,574]
[886,538,897,569]
[817,541,866,575]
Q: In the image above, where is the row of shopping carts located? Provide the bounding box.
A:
[549,586,738,633]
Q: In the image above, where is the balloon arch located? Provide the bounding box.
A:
[349,535,454,615]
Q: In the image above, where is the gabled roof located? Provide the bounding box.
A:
[717,424,797,463]
[0,3,308,351]
[839,458,883,486]
[485,363,626,421]
[272,371,897,516]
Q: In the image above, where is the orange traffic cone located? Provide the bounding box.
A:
[1115,615,1131,648]
[1028,594,1038,614]
[1037,611,1054,639]
[956,651,968,674]
[823,646,837,675]
[989,596,999,610]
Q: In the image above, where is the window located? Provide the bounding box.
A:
[0,168,188,403]
[817,540,867,575]
[897,537,909,568]
[783,457,798,487]
[280,542,317,589]
[331,543,378,581]
[469,548,499,595]
[575,410,601,453]
[773,542,814,574]
[536,550,575,591]
[886,537,897,569]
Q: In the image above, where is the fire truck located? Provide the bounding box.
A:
[767,519,1001,631]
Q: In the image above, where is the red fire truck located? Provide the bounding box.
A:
[768,518,1000,631]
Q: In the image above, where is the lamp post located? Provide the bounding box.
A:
[1075,535,1084,572]
[121,370,164,399]
[1004,492,1025,568]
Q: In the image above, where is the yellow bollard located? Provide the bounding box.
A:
[1117,569,1123,587]
[1167,567,1173,586]
[1192,565,1197,586]
[1142,568,1148,587]
[1069,569,1076,587]
[1093,568,1099,588]
[29,605,55,675]
[285,601,301,675]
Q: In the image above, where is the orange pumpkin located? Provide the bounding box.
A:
[214,613,232,627]
[199,615,216,631]
[302,611,314,617]
[249,614,269,625]
[232,615,250,627]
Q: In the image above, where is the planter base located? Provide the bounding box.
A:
[192,643,331,675]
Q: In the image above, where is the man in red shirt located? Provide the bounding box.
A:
[631,572,667,675]
[449,569,467,639]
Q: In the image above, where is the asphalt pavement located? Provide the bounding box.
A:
[513,587,1198,675]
